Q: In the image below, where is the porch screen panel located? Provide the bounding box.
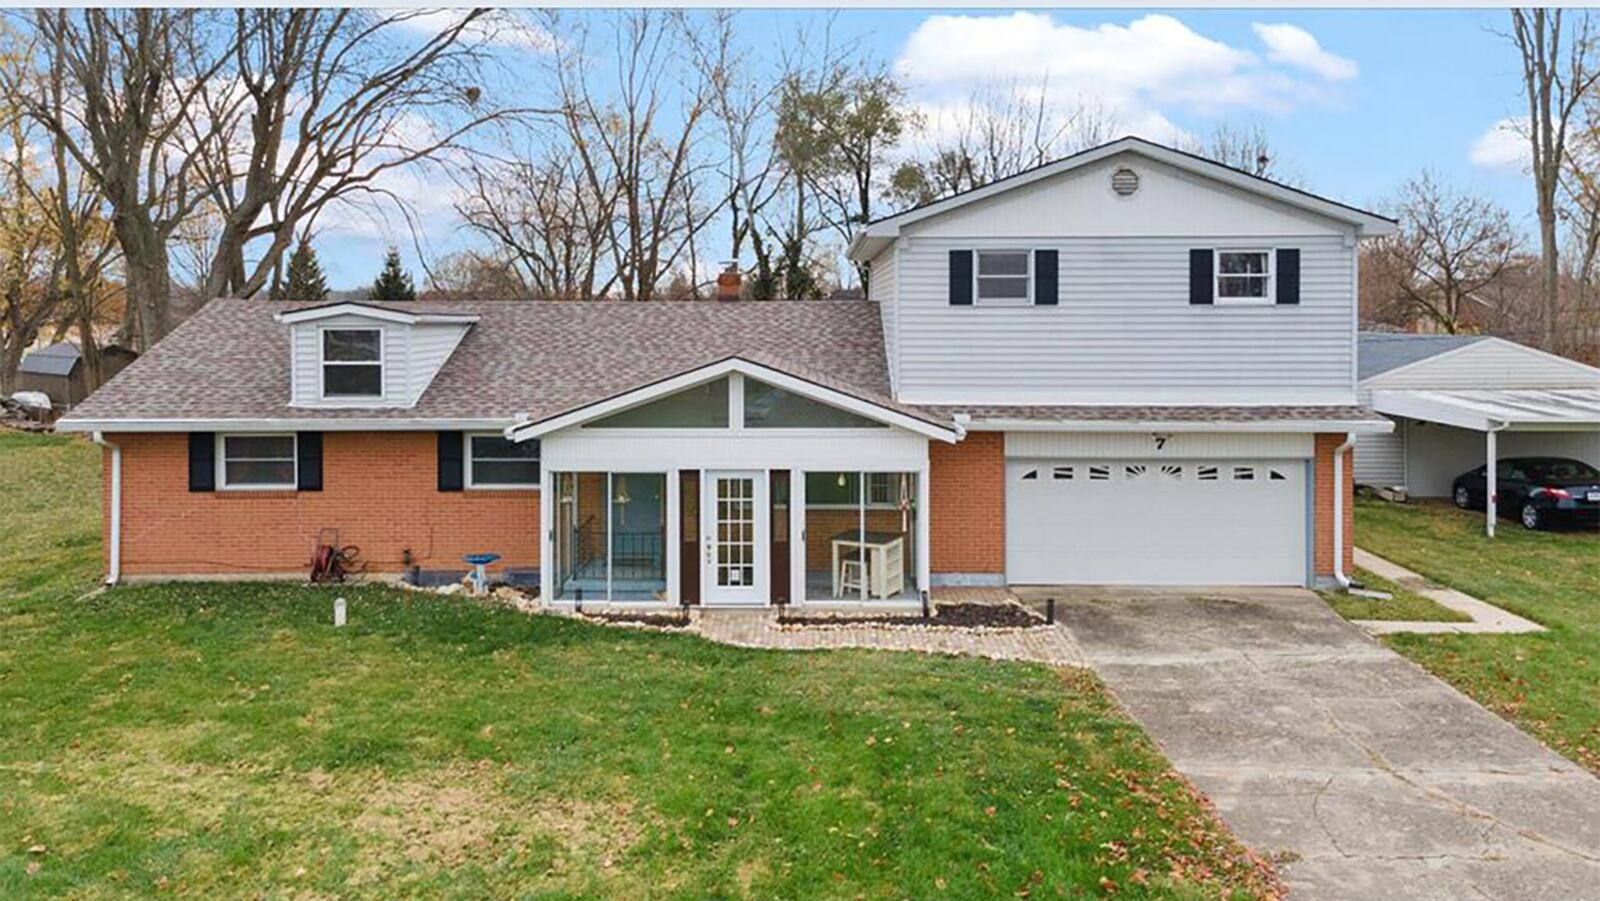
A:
[553,473,579,600]
[609,473,666,601]
[589,379,729,428]
[805,472,864,601]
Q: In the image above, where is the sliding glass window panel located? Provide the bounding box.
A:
[862,472,917,601]
[608,473,667,601]
[589,379,729,428]
[554,472,609,601]
[804,472,864,601]
[743,378,886,428]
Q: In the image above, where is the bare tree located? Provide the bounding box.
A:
[454,141,617,300]
[10,9,239,350]
[192,8,520,301]
[545,10,722,302]
[890,80,1118,206]
[1180,122,1295,183]
[1509,9,1600,348]
[1365,172,1520,334]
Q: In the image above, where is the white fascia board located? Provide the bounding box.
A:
[1369,390,1490,431]
[967,418,1395,435]
[272,303,479,326]
[55,417,513,433]
[846,137,1396,261]
[505,357,960,443]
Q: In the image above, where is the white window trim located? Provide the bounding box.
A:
[465,431,541,490]
[319,326,385,400]
[1214,249,1274,306]
[217,432,298,491]
[973,249,1033,306]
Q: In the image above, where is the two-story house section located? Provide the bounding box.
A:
[59,137,1395,601]
[849,136,1397,587]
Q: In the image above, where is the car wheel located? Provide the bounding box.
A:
[1521,503,1542,531]
[1453,485,1472,509]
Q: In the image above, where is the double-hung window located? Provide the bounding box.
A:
[220,434,296,490]
[467,434,540,488]
[1215,250,1272,304]
[975,250,1031,304]
[321,328,383,398]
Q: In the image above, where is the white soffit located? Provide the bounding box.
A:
[1371,388,1600,432]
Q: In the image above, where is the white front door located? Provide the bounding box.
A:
[701,470,768,605]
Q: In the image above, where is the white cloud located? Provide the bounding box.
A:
[1470,117,1531,170]
[896,12,1346,147]
[1251,23,1358,81]
[388,8,559,54]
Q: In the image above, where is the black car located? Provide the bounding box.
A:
[1452,457,1600,530]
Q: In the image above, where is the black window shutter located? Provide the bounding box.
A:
[1276,248,1301,305]
[1189,249,1214,305]
[1033,249,1058,305]
[948,250,973,305]
[438,431,464,492]
[296,432,323,492]
[188,432,216,492]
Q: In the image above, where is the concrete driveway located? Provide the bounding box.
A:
[1026,587,1600,901]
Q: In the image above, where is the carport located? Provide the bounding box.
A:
[1370,388,1600,536]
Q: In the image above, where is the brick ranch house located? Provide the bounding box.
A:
[59,137,1396,606]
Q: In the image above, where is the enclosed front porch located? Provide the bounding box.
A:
[522,361,954,608]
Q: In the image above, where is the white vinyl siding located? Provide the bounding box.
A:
[1353,423,1407,488]
[1362,339,1600,392]
[890,234,1354,404]
[288,313,470,408]
[868,247,899,392]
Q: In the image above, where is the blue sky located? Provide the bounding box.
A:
[315,7,1534,290]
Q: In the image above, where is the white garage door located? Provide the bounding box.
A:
[1006,459,1308,586]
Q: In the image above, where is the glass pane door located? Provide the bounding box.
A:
[701,470,766,605]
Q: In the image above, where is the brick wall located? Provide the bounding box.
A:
[928,431,1005,574]
[1313,432,1355,577]
[103,431,538,578]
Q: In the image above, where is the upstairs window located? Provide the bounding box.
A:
[322,328,383,398]
[975,250,1031,304]
[1215,251,1271,304]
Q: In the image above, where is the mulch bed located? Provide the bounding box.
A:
[581,611,692,629]
[778,602,1045,629]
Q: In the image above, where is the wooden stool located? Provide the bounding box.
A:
[839,559,865,596]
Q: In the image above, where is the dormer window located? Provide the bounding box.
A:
[321,328,383,398]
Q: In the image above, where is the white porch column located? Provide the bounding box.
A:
[666,469,681,604]
[540,462,554,602]
[917,466,932,600]
[1485,428,1497,538]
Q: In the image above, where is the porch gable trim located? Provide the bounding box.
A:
[504,357,961,443]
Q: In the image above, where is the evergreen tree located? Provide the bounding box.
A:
[369,246,416,301]
[272,241,329,302]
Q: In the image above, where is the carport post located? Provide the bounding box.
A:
[1485,426,1498,538]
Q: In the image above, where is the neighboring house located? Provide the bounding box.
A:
[58,136,1397,603]
[1354,332,1600,512]
[16,342,138,411]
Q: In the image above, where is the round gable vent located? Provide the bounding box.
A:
[1110,167,1140,197]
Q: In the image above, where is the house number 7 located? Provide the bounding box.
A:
[1152,434,1170,451]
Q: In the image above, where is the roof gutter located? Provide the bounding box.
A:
[91,431,121,586]
[1332,432,1355,590]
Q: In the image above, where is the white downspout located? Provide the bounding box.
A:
[1332,432,1356,589]
[91,431,121,586]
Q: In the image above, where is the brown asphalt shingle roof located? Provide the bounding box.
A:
[61,297,1389,433]
[938,404,1391,426]
[62,297,945,428]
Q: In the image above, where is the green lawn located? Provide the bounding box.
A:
[1356,498,1600,774]
[1320,566,1471,623]
[0,430,1275,900]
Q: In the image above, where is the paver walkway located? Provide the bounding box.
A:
[1036,587,1600,901]
[1353,547,1546,635]
[690,608,1087,667]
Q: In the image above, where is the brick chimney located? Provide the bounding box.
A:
[715,262,742,301]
